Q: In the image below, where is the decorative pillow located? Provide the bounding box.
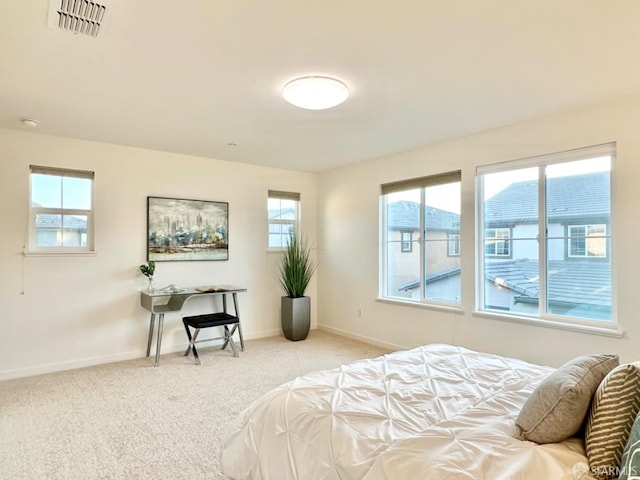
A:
[619,410,640,480]
[515,354,619,444]
[585,362,640,480]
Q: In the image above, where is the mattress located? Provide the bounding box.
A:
[220,343,591,479]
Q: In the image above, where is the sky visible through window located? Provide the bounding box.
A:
[386,156,611,213]
[32,174,91,209]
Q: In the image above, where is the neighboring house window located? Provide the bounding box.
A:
[484,228,511,257]
[401,232,412,252]
[447,233,460,256]
[568,224,607,258]
[29,165,94,252]
[268,190,300,249]
[477,142,614,327]
[380,170,461,305]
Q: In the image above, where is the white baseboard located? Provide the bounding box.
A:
[0,328,285,382]
[0,326,393,382]
[317,324,407,352]
[0,350,144,381]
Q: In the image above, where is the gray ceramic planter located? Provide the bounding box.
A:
[281,296,310,341]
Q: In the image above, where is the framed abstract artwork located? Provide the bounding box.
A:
[147,196,229,261]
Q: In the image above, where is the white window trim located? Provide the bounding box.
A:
[27,165,95,254]
[484,227,511,257]
[476,142,617,332]
[400,231,412,252]
[567,224,607,258]
[447,233,460,256]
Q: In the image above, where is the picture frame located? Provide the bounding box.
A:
[147,196,229,262]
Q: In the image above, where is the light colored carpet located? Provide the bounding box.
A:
[0,330,389,480]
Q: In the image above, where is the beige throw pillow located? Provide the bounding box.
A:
[515,353,619,444]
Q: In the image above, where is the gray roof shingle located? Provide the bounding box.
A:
[387,200,459,231]
[484,171,610,224]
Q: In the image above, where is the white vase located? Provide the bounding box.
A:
[147,277,155,292]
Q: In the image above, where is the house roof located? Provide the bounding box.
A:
[387,200,459,231]
[485,258,611,315]
[399,258,611,311]
[484,171,610,225]
[36,214,86,229]
[268,207,296,220]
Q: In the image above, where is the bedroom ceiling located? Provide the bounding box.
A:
[1,1,640,173]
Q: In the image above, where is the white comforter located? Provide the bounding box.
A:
[220,344,591,480]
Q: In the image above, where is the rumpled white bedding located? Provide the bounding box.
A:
[220,343,591,480]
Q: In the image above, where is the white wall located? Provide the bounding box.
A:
[0,129,317,380]
[317,94,640,368]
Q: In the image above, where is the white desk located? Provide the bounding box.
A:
[140,286,246,366]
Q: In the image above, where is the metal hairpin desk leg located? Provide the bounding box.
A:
[233,292,245,351]
[146,313,156,358]
[154,314,165,367]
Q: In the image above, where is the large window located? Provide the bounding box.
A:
[29,165,94,252]
[477,143,614,326]
[381,171,461,305]
[268,190,300,249]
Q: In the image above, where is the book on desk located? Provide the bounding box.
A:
[195,285,229,293]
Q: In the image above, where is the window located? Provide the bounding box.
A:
[29,165,94,252]
[381,170,461,305]
[401,232,413,252]
[477,143,614,326]
[268,190,300,248]
[484,228,511,257]
[568,224,607,258]
[447,233,460,256]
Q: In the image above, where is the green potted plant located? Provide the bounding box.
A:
[278,232,317,341]
[139,260,156,292]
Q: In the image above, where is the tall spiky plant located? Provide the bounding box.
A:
[278,232,317,298]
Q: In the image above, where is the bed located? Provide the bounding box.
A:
[220,343,595,480]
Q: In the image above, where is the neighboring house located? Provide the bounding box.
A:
[386,200,460,295]
[395,172,611,318]
[35,213,87,247]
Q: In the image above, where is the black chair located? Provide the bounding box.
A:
[182,312,244,365]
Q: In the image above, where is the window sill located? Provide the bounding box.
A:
[24,250,98,257]
[376,297,465,315]
[473,310,624,338]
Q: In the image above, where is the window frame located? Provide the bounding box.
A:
[567,224,607,258]
[484,227,511,257]
[267,190,300,250]
[447,233,460,257]
[380,170,461,308]
[476,143,616,331]
[28,165,95,254]
[400,231,413,252]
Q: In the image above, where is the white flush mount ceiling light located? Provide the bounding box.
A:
[282,76,349,110]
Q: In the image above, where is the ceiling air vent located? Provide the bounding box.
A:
[48,0,107,37]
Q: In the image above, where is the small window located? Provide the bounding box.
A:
[484,228,511,257]
[268,190,300,249]
[29,165,94,252]
[447,233,460,256]
[400,232,413,252]
[568,224,607,258]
